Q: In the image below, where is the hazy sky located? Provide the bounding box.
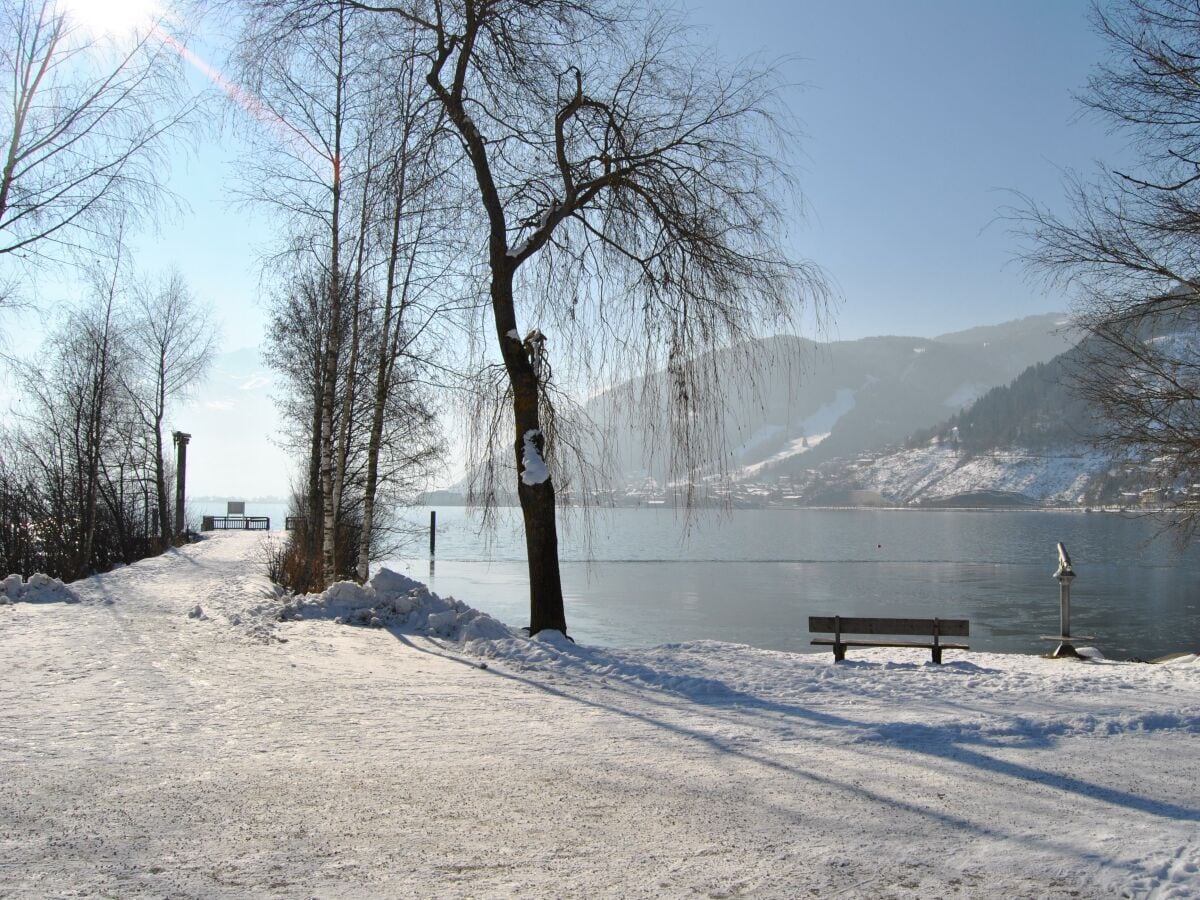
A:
[5,0,1127,497]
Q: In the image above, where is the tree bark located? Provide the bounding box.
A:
[154,412,170,546]
[492,270,566,634]
[319,5,347,588]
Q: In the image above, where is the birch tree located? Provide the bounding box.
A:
[236,3,456,586]
[354,33,460,581]
[127,270,217,547]
[235,0,385,585]
[0,0,192,274]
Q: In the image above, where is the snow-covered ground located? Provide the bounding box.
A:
[2,532,1199,898]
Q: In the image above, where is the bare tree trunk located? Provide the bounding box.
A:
[333,161,372,550]
[153,413,170,545]
[356,354,389,582]
[356,152,409,582]
[492,270,566,634]
[319,5,347,588]
[308,364,324,544]
[153,351,170,547]
[332,302,359,532]
[421,54,570,632]
[319,301,341,586]
[356,282,393,582]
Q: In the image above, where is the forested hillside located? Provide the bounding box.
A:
[910,349,1095,454]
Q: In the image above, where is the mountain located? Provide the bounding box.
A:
[587,313,1077,486]
[793,341,1172,508]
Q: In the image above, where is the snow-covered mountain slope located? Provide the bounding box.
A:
[589,313,1075,484]
[854,444,1113,505]
[787,333,1179,508]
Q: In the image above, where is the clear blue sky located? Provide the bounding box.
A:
[684,0,1123,340]
[4,0,1126,496]
[37,0,1116,353]
[125,0,1123,352]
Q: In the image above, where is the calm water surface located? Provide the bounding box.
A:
[383,507,1200,660]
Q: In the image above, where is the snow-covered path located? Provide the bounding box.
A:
[1,532,1199,898]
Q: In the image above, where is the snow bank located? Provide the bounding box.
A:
[278,567,512,642]
[278,573,759,696]
[273,569,1200,723]
[0,572,79,605]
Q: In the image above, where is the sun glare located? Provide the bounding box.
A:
[57,0,165,38]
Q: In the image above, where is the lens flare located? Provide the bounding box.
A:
[55,0,163,37]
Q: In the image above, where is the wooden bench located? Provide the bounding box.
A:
[809,615,969,664]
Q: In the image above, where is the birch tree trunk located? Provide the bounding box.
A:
[355,171,407,582]
[154,407,170,546]
[319,5,347,588]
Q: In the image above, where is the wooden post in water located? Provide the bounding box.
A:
[172,431,191,539]
[430,510,437,557]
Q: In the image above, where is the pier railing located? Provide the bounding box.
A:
[201,516,270,531]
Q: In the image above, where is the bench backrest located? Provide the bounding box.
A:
[809,616,969,637]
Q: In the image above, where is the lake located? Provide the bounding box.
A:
[381,506,1200,661]
[192,500,1200,660]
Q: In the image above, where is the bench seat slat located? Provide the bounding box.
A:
[808,616,969,637]
[811,638,970,651]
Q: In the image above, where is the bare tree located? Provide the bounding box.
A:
[233,2,460,586]
[354,31,462,581]
[0,0,193,276]
[14,250,131,578]
[269,0,826,634]
[233,0,385,586]
[126,270,218,546]
[69,257,127,575]
[1021,0,1200,532]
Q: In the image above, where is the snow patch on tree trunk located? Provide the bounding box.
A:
[520,429,550,485]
